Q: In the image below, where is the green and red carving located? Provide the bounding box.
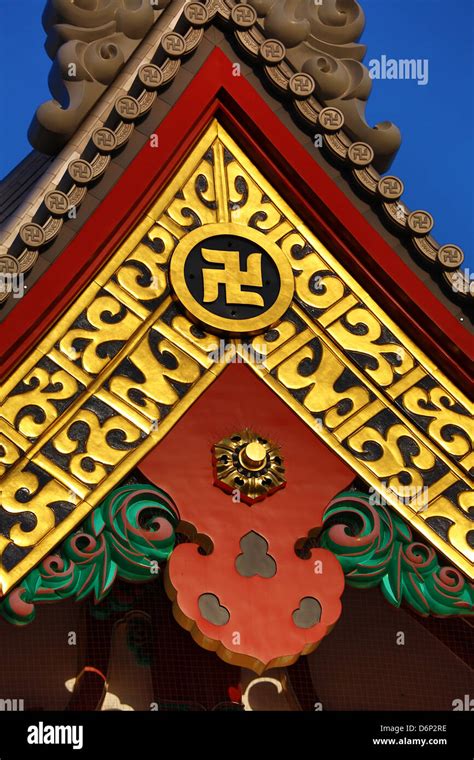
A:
[320,491,474,617]
[2,478,472,628]
[0,484,179,625]
[141,366,356,674]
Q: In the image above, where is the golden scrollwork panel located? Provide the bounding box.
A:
[395,380,473,476]
[1,460,78,551]
[243,346,473,574]
[343,412,442,503]
[212,127,472,473]
[227,159,282,231]
[417,487,474,566]
[327,306,416,386]
[274,336,373,430]
[107,328,205,423]
[0,420,27,477]
[37,396,146,491]
[101,225,178,317]
[0,353,222,595]
[57,293,142,376]
[1,356,85,443]
[167,158,218,229]
[1,118,472,593]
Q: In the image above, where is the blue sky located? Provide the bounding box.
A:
[0,0,472,269]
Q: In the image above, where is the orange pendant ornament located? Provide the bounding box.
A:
[139,364,355,673]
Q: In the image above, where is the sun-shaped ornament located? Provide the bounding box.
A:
[212,429,286,504]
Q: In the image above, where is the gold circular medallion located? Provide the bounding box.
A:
[169,223,294,334]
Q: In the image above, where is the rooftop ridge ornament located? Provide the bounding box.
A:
[4,7,468,308]
[28,0,400,169]
[28,0,172,154]
[245,0,401,170]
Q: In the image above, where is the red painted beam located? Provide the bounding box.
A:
[1,48,472,395]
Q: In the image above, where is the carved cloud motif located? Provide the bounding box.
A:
[249,0,401,169]
[28,0,171,154]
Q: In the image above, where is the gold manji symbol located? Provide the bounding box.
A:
[201,248,264,307]
[170,223,294,334]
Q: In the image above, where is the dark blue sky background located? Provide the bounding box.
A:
[0,0,472,268]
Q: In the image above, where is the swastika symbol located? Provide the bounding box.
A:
[408,211,433,234]
[289,73,315,97]
[201,248,264,307]
[437,245,464,268]
[170,224,294,335]
[378,176,403,199]
[19,224,45,246]
[69,160,93,183]
[260,40,285,63]
[0,256,19,274]
[115,97,140,119]
[45,191,69,213]
[162,32,186,56]
[348,142,374,166]
[232,5,257,26]
[93,128,116,149]
[185,3,208,24]
[318,108,343,131]
[413,214,429,229]
[139,64,163,88]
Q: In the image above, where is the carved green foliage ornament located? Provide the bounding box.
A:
[320,491,474,617]
[0,484,179,625]
[1,484,472,625]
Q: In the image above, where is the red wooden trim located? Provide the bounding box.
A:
[1,48,472,395]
